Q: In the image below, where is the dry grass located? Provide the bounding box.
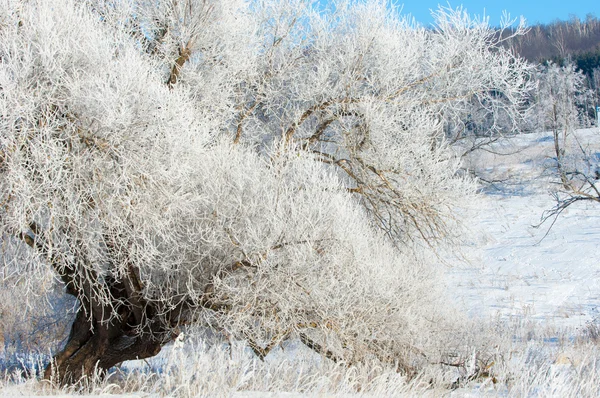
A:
[2,318,600,397]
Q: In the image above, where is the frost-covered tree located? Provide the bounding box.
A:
[532,63,600,220]
[0,0,531,385]
[438,12,534,156]
[530,62,591,188]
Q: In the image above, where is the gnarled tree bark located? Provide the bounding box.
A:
[18,224,177,386]
[44,304,163,385]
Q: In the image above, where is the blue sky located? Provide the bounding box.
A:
[319,1,598,26]
[399,1,597,26]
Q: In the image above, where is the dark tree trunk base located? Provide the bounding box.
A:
[44,307,163,386]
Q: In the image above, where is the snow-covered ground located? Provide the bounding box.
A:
[449,127,600,329]
[450,194,600,328]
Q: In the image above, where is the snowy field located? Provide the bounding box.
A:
[450,127,600,331]
[2,128,600,396]
[450,194,600,329]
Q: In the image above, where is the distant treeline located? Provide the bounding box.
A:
[503,14,600,78]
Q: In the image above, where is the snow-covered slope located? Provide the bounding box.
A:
[449,128,600,329]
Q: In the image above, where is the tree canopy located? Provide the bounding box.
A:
[0,0,532,385]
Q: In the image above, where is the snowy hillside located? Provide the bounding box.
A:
[451,193,600,328]
[450,128,600,329]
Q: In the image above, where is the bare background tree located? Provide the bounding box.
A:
[532,63,600,222]
[0,0,531,385]
[529,62,592,187]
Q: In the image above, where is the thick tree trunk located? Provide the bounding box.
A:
[44,306,163,386]
[17,224,183,386]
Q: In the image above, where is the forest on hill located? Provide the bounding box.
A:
[504,14,600,82]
